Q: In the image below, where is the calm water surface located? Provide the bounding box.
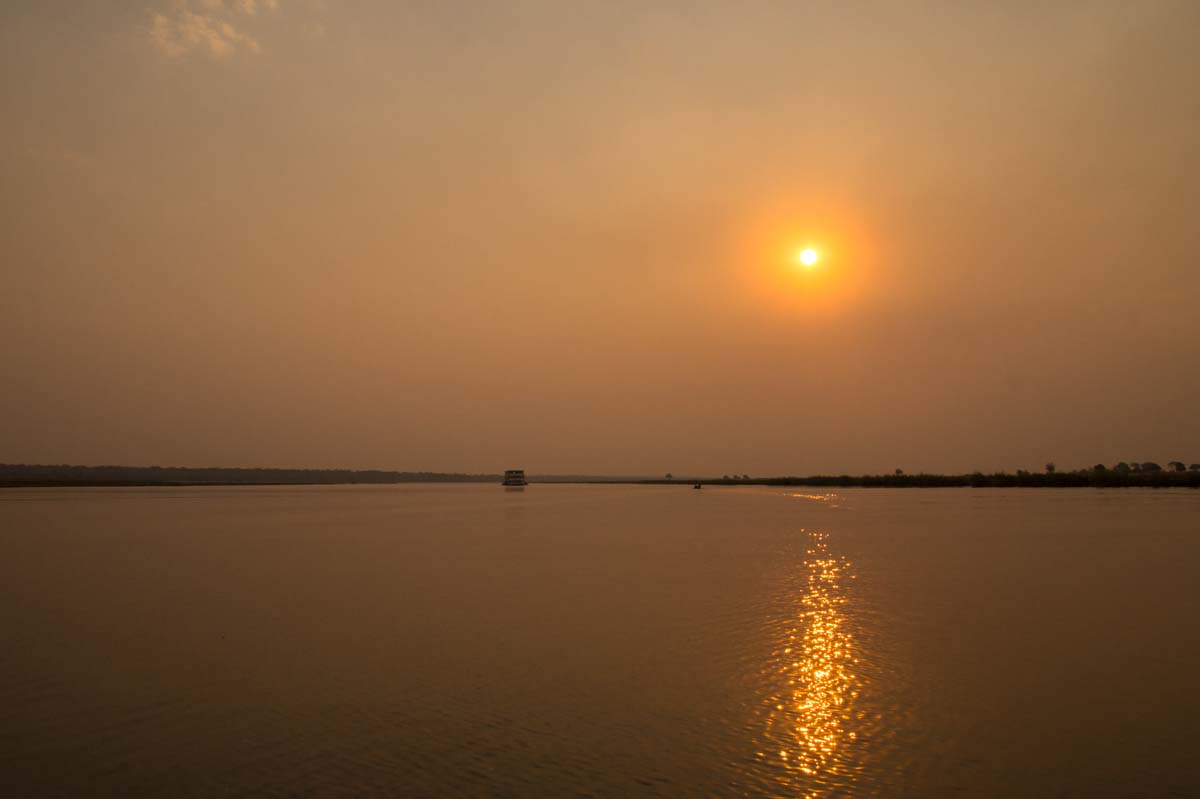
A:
[2,485,1198,797]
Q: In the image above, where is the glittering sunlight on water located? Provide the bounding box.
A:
[757,529,860,797]
[788,492,845,509]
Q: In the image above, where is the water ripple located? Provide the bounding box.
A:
[750,529,862,798]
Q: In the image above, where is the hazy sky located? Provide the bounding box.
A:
[3,1,1198,475]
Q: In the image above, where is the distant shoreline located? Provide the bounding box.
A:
[630,473,1200,489]
[0,464,499,489]
[2,464,1197,489]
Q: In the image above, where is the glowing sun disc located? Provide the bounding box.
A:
[797,248,819,267]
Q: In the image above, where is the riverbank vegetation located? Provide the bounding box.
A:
[5,463,1198,489]
[651,463,1200,488]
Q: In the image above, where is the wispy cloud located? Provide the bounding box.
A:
[147,0,281,60]
[233,0,281,17]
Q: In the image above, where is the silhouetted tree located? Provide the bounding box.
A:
[1115,462,1131,473]
[1191,464,1200,472]
[895,468,904,475]
[1168,462,1185,472]
[1092,463,1107,472]
[1142,462,1162,473]
[1045,462,1056,474]
[665,473,673,479]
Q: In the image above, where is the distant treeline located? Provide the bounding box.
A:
[0,463,500,487]
[5,462,1199,489]
[647,468,1200,489]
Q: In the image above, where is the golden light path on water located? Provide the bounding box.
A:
[757,526,860,797]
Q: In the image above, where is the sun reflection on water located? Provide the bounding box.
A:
[757,529,860,797]
[787,493,845,509]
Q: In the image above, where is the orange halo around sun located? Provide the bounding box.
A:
[736,202,874,315]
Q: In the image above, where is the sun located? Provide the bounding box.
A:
[796,248,819,267]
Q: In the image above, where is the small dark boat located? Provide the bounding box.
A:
[693,483,702,489]
[503,469,528,487]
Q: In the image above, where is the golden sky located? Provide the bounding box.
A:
[2,1,1198,474]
